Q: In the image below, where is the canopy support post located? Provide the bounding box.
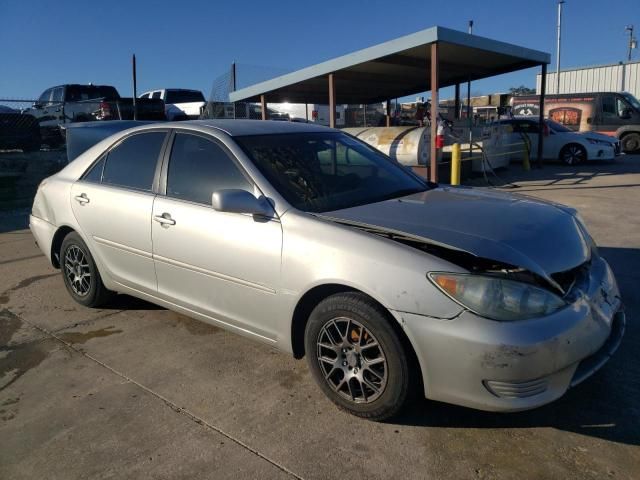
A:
[386,99,391,126]
[260,95,267,120]
[329,73,336,128]
[537,63,547,168]
[429,42,439,183]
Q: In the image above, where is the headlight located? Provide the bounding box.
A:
[428,273,566,321]
[586,138,610,146]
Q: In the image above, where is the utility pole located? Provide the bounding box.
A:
[132,54,137,121]
[626,25,637,62]
[467,20,473,158]
[556,1,565,94]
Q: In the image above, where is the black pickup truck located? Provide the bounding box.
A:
[25,84,166,146]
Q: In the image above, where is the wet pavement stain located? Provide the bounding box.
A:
[0,309,22,346]
[165,311,221,336]
[0,339,52,392]
[277,368,305,389]
[0,272,58,305]
[57,326,123,345]
[0,396,20,422]
[0,325,122,393]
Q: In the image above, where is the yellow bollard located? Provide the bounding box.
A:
[451,143,461,185]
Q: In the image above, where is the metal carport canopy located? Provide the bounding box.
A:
[229,26,551,105]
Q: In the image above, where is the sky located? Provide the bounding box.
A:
[0,0,638,102]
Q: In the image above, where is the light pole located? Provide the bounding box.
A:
[556,0,565,94]
[626,25,637,62]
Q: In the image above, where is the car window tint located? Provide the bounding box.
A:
[51,87,64,103]
[102,132,165,191]
[166,133,251,205]
[165,90,205,104]
[602,95,616,116]
[39,89,52,105]
[152,91,162,99]
[514,121,539,134]
[82,156,105,183]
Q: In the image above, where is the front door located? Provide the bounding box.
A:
[151,132,282,340]
[70,130,167,294]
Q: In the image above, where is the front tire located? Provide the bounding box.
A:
[304,292,414,421]
[560,143,586,165]
[60,232,112,307]
[621,133,640,153]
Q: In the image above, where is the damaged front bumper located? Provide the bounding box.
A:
[395,254,625,412]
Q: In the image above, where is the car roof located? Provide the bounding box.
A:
[168,119,334,136]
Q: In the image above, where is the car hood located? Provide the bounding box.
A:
[576,131,616,143]
[322,186,591,283]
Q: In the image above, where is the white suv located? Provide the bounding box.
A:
[140,89,205,121]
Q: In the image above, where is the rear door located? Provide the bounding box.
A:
[151,131,282,340]
[70,130,169,294]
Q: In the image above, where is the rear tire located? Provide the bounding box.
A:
[60,232,113,307]
[560,143,586,165]
[621,133,640,153]
[304,292,415,421]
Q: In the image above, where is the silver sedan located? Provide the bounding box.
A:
[30,120,625,420]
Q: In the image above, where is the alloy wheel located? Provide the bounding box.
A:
[64,245,92,296]
[562,145,585,165]
[316,317,388,404]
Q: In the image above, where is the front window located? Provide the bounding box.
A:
[620,93,640,111]
[235,132,428,213]
[166,133,252,205]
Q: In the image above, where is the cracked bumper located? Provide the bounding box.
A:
[395,256,624,412]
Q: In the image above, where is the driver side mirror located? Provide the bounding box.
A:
[211,189,274,217]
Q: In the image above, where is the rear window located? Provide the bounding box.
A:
[66,85,120,101]
[166,90,205,104]
[101,132,166,191]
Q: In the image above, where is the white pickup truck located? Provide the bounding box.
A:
[139,88,206,121]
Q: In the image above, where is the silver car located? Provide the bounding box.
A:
[30,120,625,420]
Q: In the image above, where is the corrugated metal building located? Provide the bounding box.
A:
[536,61,640,97]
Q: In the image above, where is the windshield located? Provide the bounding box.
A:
[235,132,428,213]
[620,92,640,111]
[545,119,572,133]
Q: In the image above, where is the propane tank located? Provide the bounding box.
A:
[342,126,430,166]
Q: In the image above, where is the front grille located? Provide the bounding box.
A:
[483,378,549,399]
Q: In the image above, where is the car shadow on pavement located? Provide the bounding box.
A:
[392,246,640,447]
[101,294,165,311]
[473,156,640,191]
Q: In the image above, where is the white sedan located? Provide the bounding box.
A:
[486,117,620,165]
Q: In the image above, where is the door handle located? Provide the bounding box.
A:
[154,212,176,226]
[74,193,90,205]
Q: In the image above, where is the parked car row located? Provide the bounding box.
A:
[0,84,207,152]
[511,91,640,153]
